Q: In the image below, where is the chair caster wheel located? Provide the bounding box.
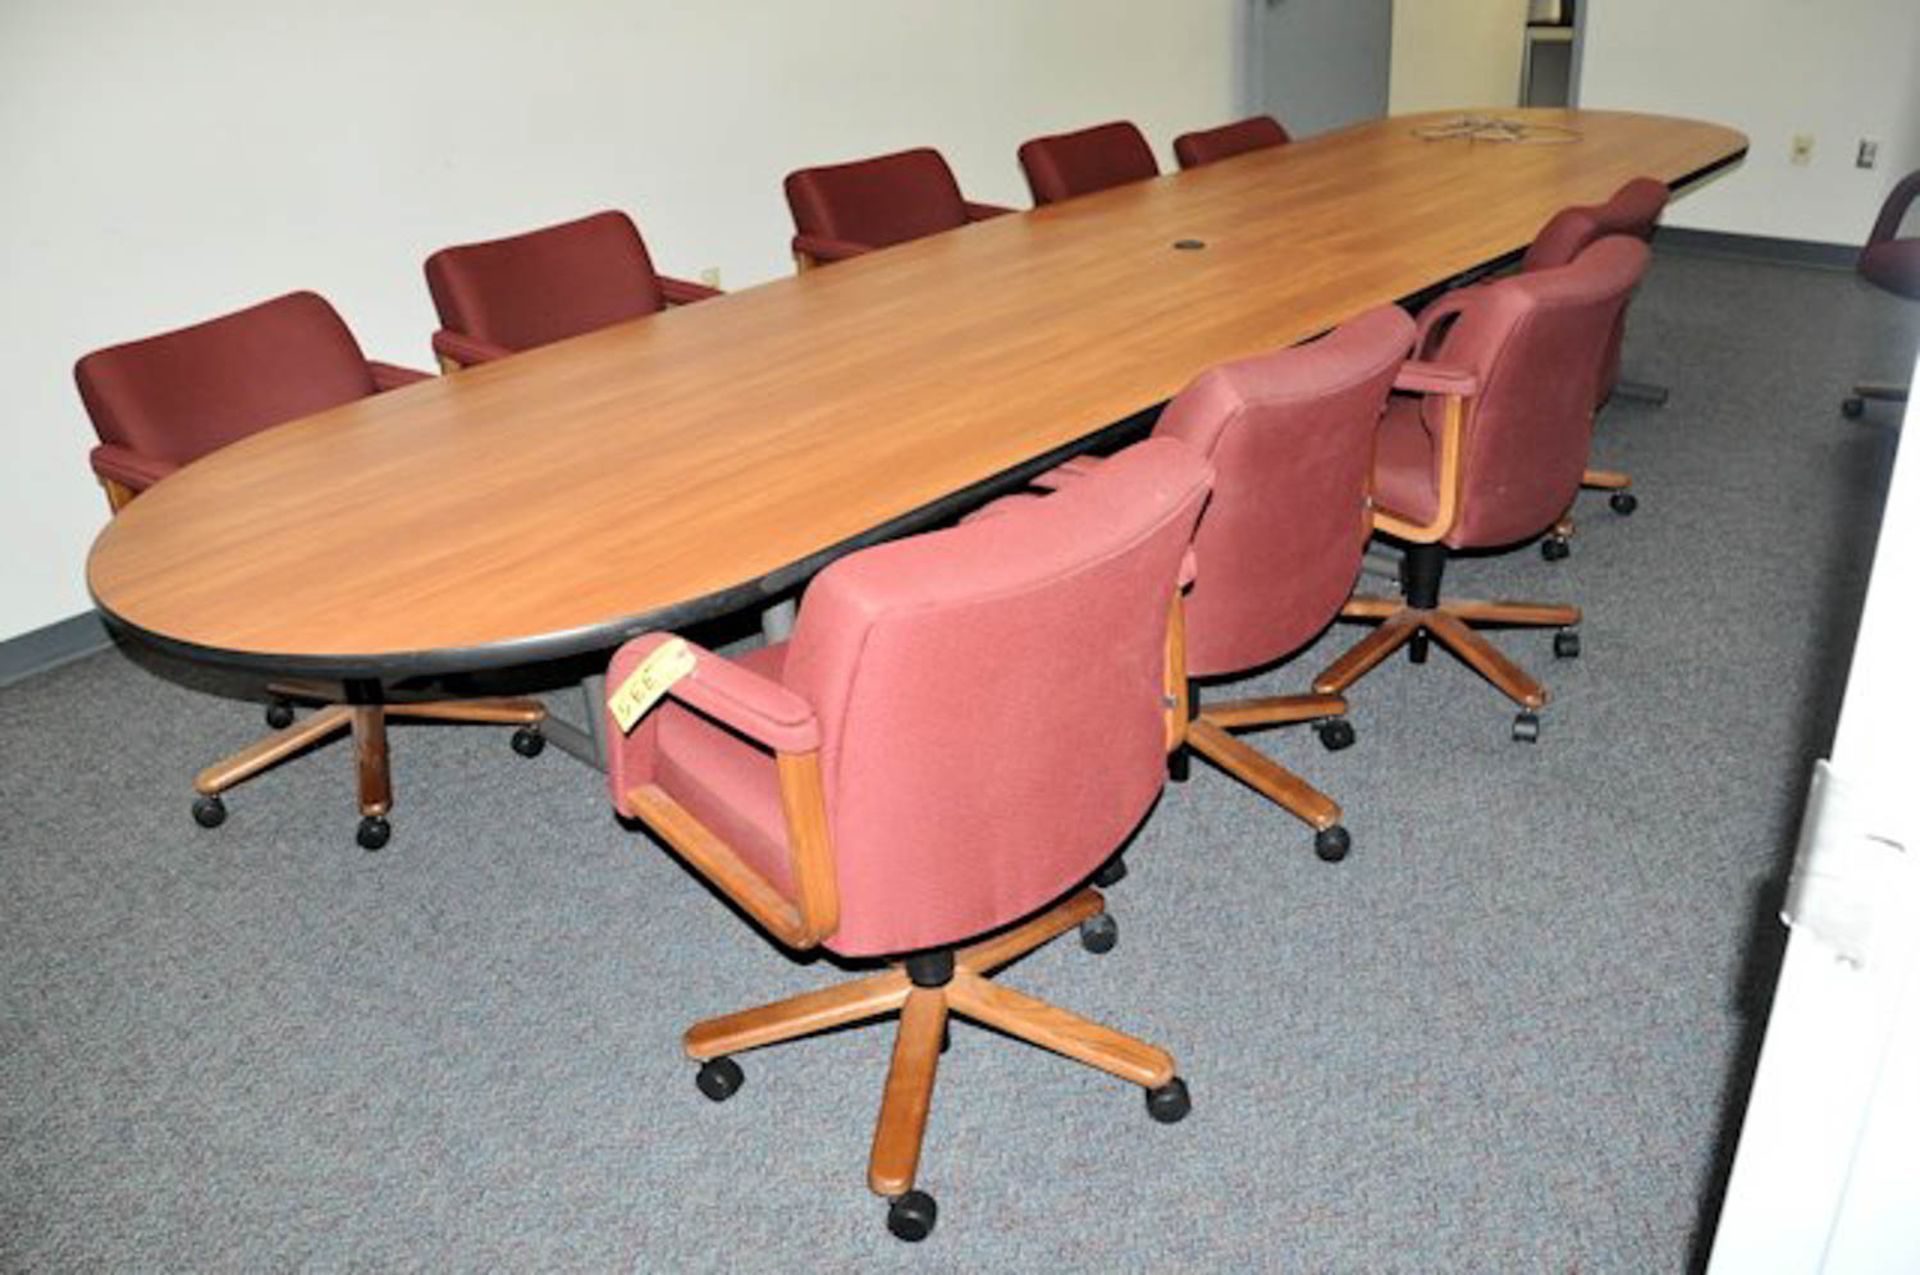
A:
[264,699,295,729]
[510,725,546,758]
[1512,712,1541,743]
[1316,717,1356,752]
[695,1056,744,1102]
[191,794,227,829]
[1541,535,1571,562]
[940,1025,952,1054]
[1842,396,1865,418]
[1167,749,1190,783]
[1080,913,1118,954]
[1092,854,1128,888]
[887,1189,938,1242]
[1145,1077,1192,1125]
[1609,491,1638,516]
[356,815,391,851]
[1553,629,1581,659]
[1314,825,1351,863]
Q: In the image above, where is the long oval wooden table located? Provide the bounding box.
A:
[89,109,1745,705]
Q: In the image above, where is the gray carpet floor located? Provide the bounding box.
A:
[3,246,1915,1271]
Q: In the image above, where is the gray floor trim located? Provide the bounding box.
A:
[1658,226,1858,271]
[0,610,110,688]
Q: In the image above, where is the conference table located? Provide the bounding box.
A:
[87,108,1746,766]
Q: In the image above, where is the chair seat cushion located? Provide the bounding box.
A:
[1370,395,1441,529]
[1861,239,1920,300]
[654,643,794,898]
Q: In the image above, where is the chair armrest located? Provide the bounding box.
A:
[792,233,872,268]
[964,201,1017,221]
[89,443,175,497]
[610,634,820,755]
[1029,454,1105,491]
[1868,169,1920,247]
[432,329,515,371]
[1394,360,1479,398]
[658,275,723,306]
[1413,292,1475,360]
[367,361,433,391]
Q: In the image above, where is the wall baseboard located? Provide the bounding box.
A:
[0,611,112,688]
[1658,227,1858,271]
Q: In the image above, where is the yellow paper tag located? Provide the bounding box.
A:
[607,638,697,733]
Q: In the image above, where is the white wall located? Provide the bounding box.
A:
[0,0,1237,643]
[1388,0,1529,115]
[1579,0,1920,243]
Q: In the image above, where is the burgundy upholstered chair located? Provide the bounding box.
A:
[1314,236,1652,741]
[1842,167,1920,418]
[1036,306,1412,862]
[423,210,720,370]
[603,437,1212,1241]
[1172,114,1291,170]
[1519,176,1671,552]
[783,147,1014,270]
[75,291,547,849]
[1017,119,1160,206]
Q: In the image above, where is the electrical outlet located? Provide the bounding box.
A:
[698,266,722,289]
[1789,133,1815,166]
[1857,138,1879,170]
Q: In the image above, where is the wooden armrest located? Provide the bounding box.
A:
[432,329,514,371]
[658,275,723,306]
[89,443,174,506]
[1370,388,1470,544]
[367,360,433,391]
[792,233,872,270]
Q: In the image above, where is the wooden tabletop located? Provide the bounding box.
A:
[88,108,1746,678]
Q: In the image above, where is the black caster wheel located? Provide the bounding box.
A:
[1316,717,1356,752]
[356,815,392,851]
[1167,749,1190,783]
[264,699,296,729]
[1842,396,1865,419]
[1553,629,1581,659]
[1407,631,1430,664]
[1145,1077,1192,1125]
[191,794,227,829]
[1079,913,1118,954]
[1541,535,1571,562]
[1092,854,1129,888]
[1609,491,1638,516]
[510,725,546,758]
[695,1056,744,1102]
[887,1189,938,1242]
[940,1025,952,1055]
[1314,825,1351,863]
[1512,712,1541,743]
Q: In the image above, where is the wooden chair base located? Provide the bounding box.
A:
[683,888,1178,1200]
[192,694,546,822]
[1313,595,1579,712]
[1183,692,1345,833]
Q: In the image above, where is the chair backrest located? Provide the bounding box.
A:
[1431,236,1651,549]
[75,290,377,477]
[424,210,665,354]
[1172,115,1291,170]
[1158,305,1412,677]
[1018,120,1160,206]
[1860,169,1920,299]
[782,437,1211,957]
[1518,177,1667,405]
[785,147,972,251]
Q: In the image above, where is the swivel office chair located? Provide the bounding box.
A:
[1033,306,1412,862]
[76,291,547,848]
[783,146,1013,270]
[1521,176,1670,557]
[424,210,720,370]
[1842,167,1920,419]
[603,438,1211,1241]
[1172,114,1291,169]
[1017,119,1160,206]
[1314,236,1651,740]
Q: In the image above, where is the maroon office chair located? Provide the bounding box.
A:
[1314,236,1652,741]
[76,291,547,849]
[1017,119,1160,206]
[1172,114,1292,170]
[1034,306,1412,862]
[1520,177,1671,555]
[783,146,1014,270]
[603,438,1211,1242]
[424,210,720,370]
[1842,167,1920,419]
